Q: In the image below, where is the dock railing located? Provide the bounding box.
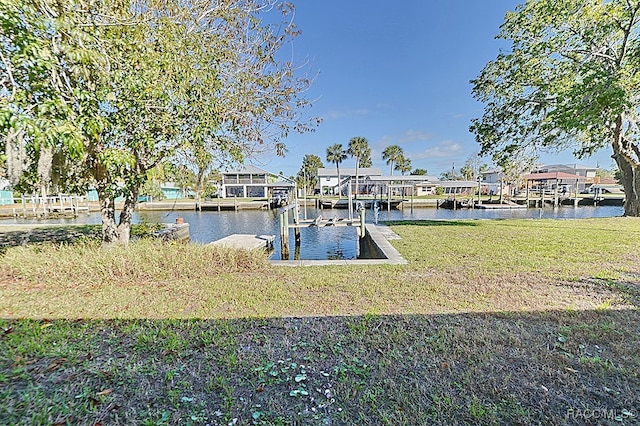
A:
[13,194,90,218]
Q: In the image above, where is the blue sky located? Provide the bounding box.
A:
[253,1,615,177]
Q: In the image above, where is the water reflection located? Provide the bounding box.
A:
[0,205,624,260]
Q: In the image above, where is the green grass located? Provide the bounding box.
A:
[0,217,638,424]
[1,218,639,318]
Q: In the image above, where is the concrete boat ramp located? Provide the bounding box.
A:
[210,234,275,250]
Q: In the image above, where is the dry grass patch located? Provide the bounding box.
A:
[0,218,639,424]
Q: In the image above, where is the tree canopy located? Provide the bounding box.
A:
[347,136,370,197]
[326,143,346,197]
[296,154,323,194]
[394,155,412,176]
[471,0,640,216]
[0,0,317,242]
[382,145,403,176]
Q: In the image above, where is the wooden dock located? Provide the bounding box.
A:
[210,234,275,250]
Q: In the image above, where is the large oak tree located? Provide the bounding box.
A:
[1,0,316,243]
[471,0,640,216]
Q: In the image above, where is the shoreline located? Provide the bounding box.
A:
[0,195,624,219]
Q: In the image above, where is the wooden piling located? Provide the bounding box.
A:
[292,203,301,245]
[280,208,290,259]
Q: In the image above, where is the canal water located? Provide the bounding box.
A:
[0,205,624,260]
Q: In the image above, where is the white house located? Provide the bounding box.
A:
[366,175,441,196]
[317,167,383,195]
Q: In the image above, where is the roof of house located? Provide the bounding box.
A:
[538,163,596,171]
[318,167,383,176]
[367,175,440,182]
[266,180,296,188]
[523,172,585,181]
[223,164,273,175]
[435,180,480,187]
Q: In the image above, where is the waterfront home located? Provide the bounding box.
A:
[221,165,294,198]
[531,164,596,179]
[366,175,442,196]
[317,167,383,196]
[523,171,585,195]
[529,164,595,193]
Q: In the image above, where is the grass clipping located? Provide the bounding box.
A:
[1,239,270,285]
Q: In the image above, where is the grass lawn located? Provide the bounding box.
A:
[0,218,638,425]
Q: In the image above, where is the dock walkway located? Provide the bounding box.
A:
[210,234,275,250]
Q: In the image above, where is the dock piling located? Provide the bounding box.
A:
[292,203,301,245]
[280,208,290,259]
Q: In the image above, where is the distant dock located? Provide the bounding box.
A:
[476,202,526,210]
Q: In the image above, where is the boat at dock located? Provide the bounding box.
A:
[476,202,527,210]
[438,198,474,209]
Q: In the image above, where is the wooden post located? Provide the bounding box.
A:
[540,182,544,207]
[294,239,301,260]
[292,204,301,245]
[280,209,290,259]
[22,197,26,218]
[411,185,414,213]
[348,180,353,221]
[359,206,366,238]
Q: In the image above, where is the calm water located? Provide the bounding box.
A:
[1,205,624,260]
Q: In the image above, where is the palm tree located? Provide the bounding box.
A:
[395,155,412,176]
[326,143,347,198]
[347,136,370,198]
[382,145,403,176]
[394,155,412,197]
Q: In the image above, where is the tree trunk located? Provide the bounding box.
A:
[98,187,119,244]
[6,128,26,186]
[613,152,640,216]
[37,144,53,216]
[117,188,139,245]
[613,115,640,217]
[336,163,341,199]
[39,182,48,216]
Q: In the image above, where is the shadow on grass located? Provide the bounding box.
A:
[1,309,638,425]
[0,225,101,250]
[382,219,480,227]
